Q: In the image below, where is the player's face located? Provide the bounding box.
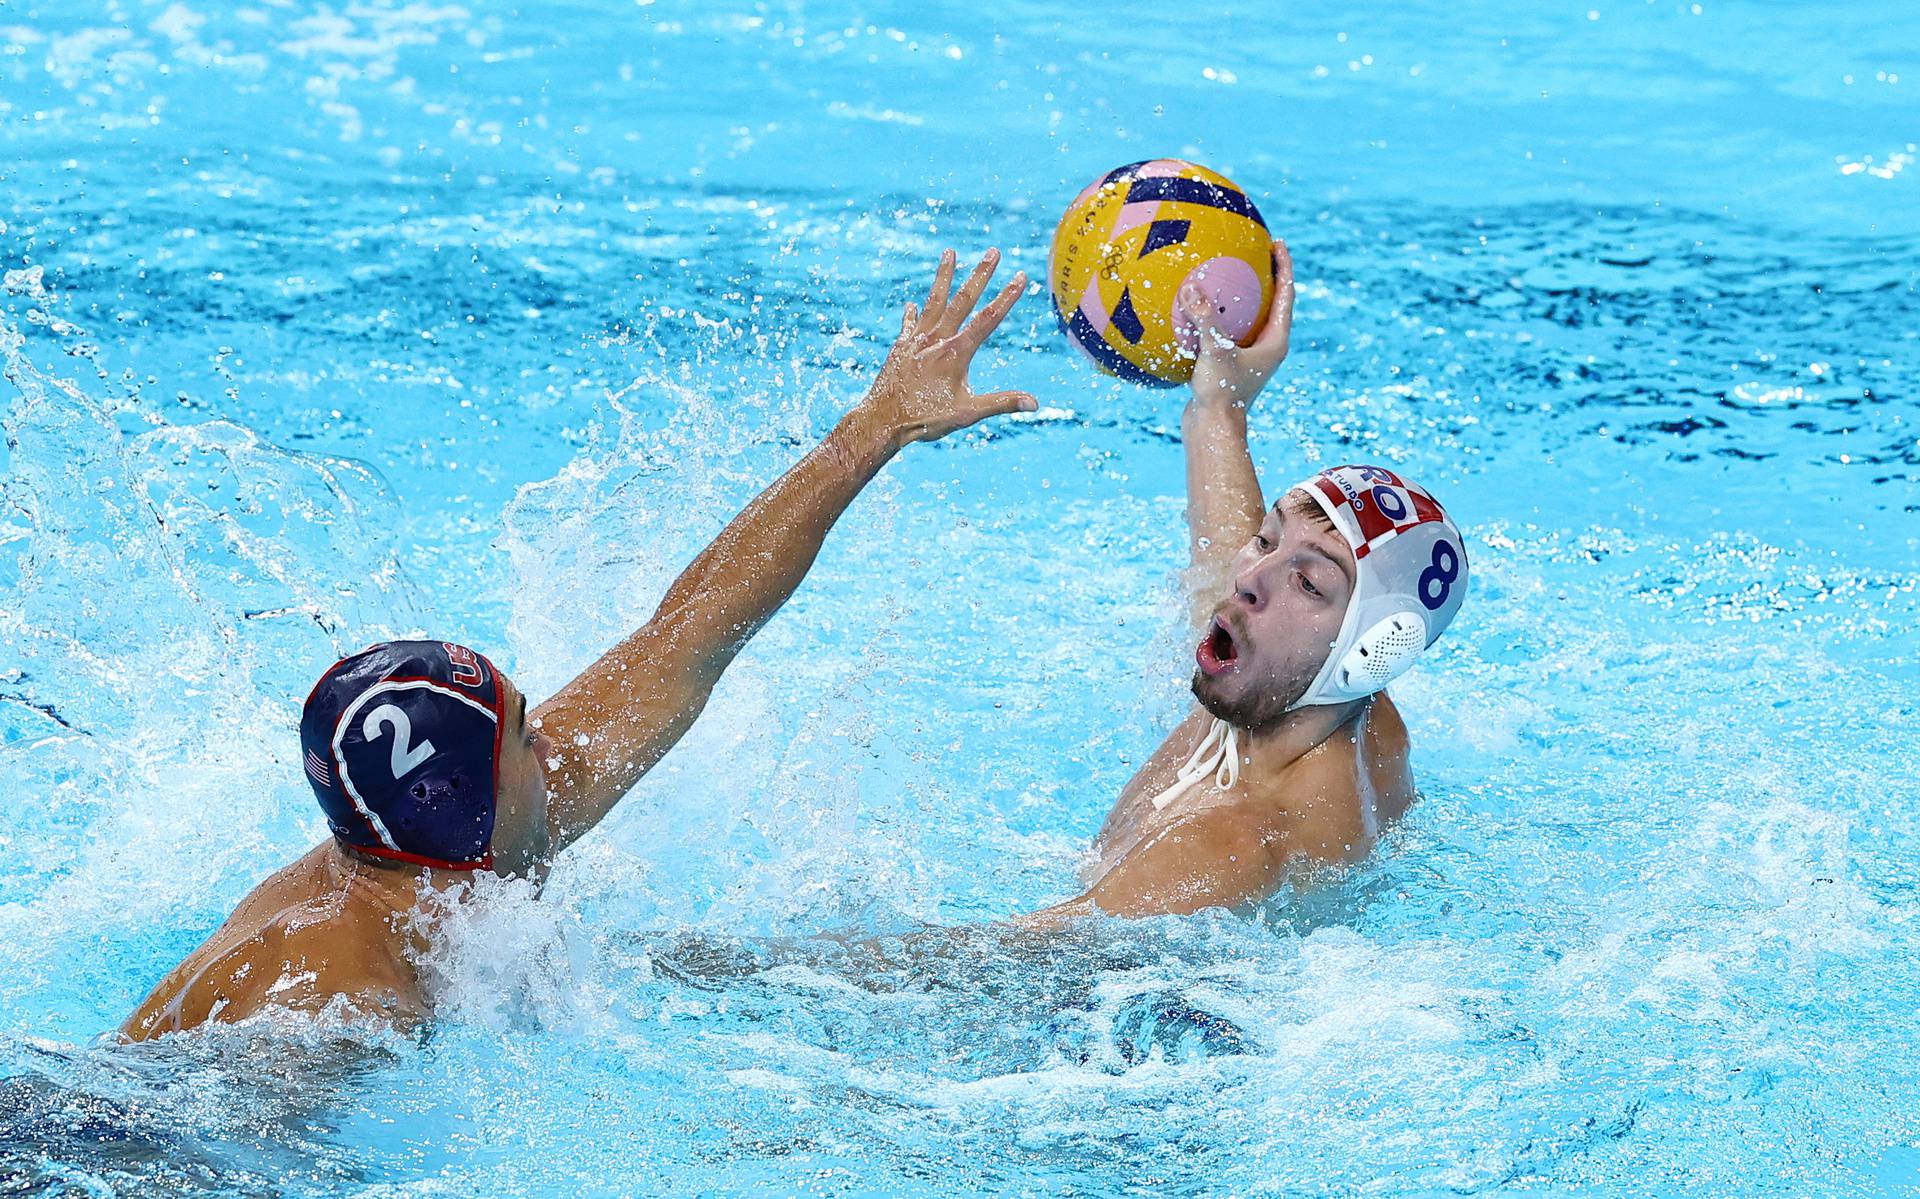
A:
[489,675,554,876]
[1191,492,1355,728]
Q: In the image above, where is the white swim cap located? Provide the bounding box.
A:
[1287,465,1468,710]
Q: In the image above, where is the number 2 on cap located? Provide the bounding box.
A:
[363,703,436,778]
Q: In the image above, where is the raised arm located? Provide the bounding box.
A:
[1179,240,1296,628]
[532,250,1034,856]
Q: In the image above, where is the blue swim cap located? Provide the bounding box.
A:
[299,640,505,870]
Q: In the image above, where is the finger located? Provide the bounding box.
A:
[954,273,1027,353]
[1242,241,1296,367]
[884,302,919,365]
[1269,239,1295,329]
[970,388,1040,418]
[1180,285,1237,363]
[1179,282,1218,332]
[935,248,1000,338]
[920,249,957,332]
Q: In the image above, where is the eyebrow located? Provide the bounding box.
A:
[1299,540,1350,575]
[1282,507,1359,584]
[1279,491,1335,528]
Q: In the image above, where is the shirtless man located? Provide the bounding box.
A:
[1031,242,1469,921]
[122,250,1034,1040]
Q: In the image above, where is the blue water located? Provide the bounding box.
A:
[3,1,1918,1195]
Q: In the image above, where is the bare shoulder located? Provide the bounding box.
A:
[1249,695,1417,864]
[248,905,421,1015]
[121,898,422,1041]
[1367,692,1411,758]
[1360,692,1417,826]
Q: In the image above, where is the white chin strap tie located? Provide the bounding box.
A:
[1147,716,1240,811]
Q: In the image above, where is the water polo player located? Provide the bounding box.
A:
[1028,241,1470,920]
[121,250,1035,1040]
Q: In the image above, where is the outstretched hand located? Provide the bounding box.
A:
[860,248,1037,448]
[1183,239,1296,411]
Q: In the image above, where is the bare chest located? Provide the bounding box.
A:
[1083,727,1396,888]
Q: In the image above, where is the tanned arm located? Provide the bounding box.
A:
[533,249,1034,856]
[1049,244,1303,918]
[1179,240,1296,629]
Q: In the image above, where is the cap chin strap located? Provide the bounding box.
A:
[1147,716,1240,811]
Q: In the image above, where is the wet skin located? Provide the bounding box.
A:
[121,249,1036,1040]
[121,678,552,1040]
[1026,240,1424,922]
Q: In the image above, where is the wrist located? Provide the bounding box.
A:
[1183,387,1251,432]
[836,399,908,467]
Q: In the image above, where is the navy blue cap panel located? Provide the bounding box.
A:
[299,641,504,870]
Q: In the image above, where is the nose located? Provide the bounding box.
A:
[1230,558,1270,612]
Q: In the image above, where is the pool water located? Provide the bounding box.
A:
[3,1,1918,1195]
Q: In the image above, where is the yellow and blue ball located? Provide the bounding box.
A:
[1048,159,1276,387]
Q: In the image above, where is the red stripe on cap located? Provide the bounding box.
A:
[1409,486,1447,526]
[302,654,354,713]
[1312,476,1349,519]
[361,673,479,690]
[485,668,504,866]
[350,843,494,872]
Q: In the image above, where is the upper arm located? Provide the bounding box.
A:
[532,619,714,854]
[1058,811,1288,920]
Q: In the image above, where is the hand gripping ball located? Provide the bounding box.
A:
[1049,159,1276,387]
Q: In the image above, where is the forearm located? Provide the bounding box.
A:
[1176,238,1294,623]
[532,402,899,847]
[1181,398,1265,622]
[648,404,898,679]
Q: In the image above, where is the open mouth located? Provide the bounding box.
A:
[1195,617,1240,677]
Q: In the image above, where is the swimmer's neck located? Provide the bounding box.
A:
[320,840,475,914]
[1229,696,1370,776]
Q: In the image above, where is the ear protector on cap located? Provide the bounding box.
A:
[1286,465,1468,710]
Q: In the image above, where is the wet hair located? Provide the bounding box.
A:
[1281,488,1337,532]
